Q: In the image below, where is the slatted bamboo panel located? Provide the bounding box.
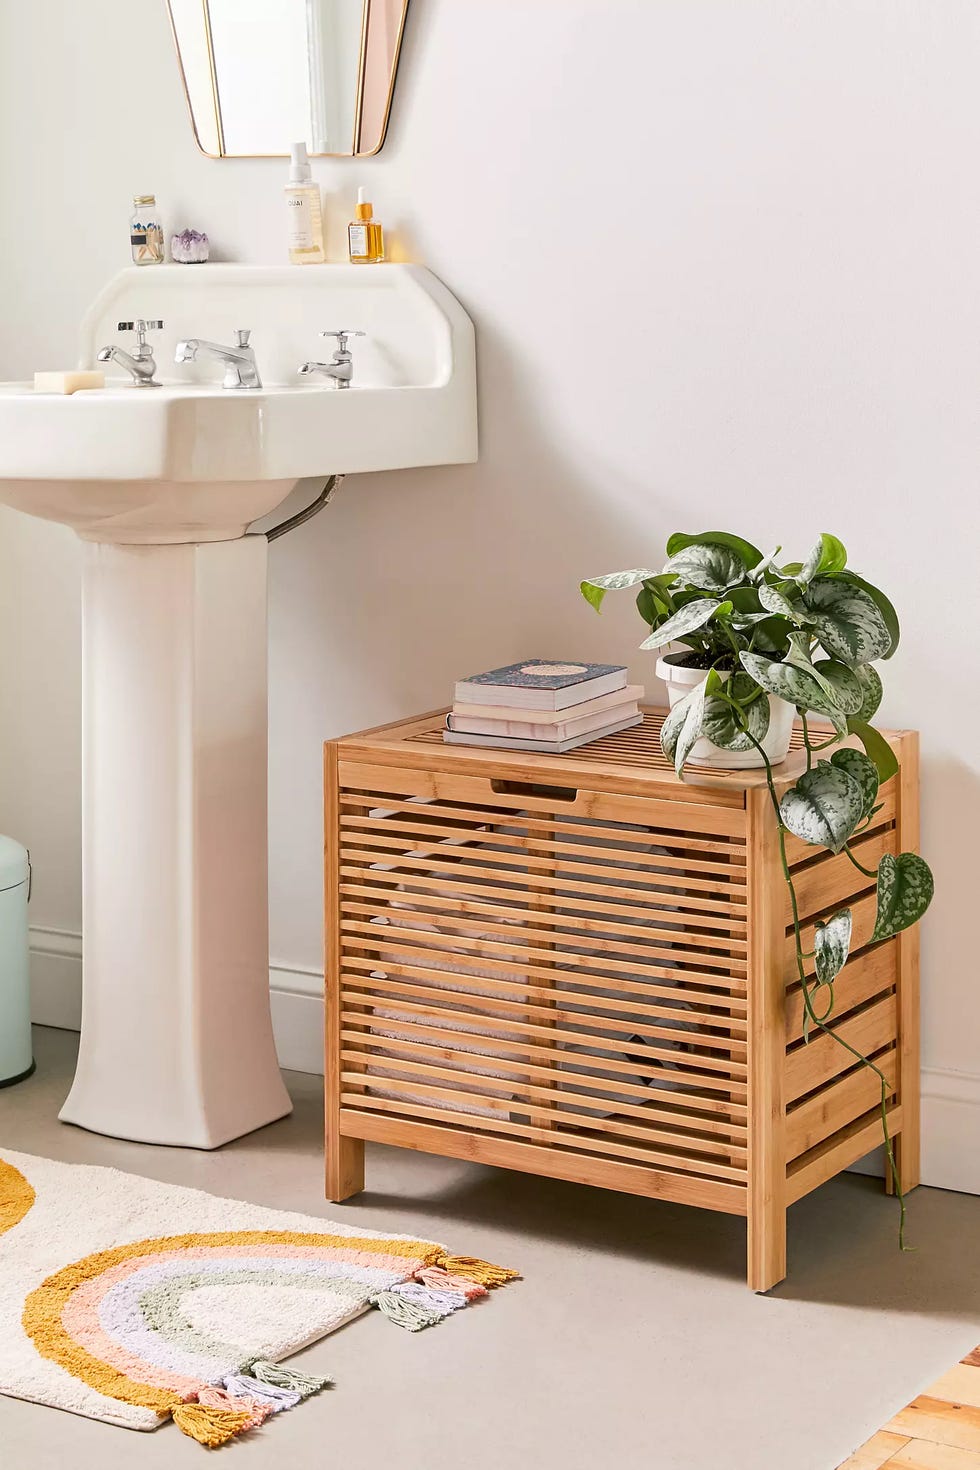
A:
[324,709,920,1290]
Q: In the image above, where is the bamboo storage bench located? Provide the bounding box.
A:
[324,709,920,1290]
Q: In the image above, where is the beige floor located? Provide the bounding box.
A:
[2,1029,979,1470]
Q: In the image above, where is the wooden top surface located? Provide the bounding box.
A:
[331,706,908,796]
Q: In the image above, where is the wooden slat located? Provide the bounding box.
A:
[324,742,364,1201]
[338,760,748,828]
[894,730,921,1193]
[341,1090,746,1180]
[786,1103,901,1204]
[340,1034,746,1136]
[343,958,743,1052]
[340,890,748,966]
[342,975,747,1069]
[787,1052,898,1160]
[786,996,897,1102]
[341,1018,748,1116]
[344,917,751,1007]
[347,706,819,791]
[345,1010,744,1100]
[343,868,745,940]
[340,844,746,918]
[343,828,746,899]
[342,810,747,879]
[341,794,748,859]
[746,786,787,1292]
[340,1106,748,1214]
[789,828,896,924]
[342,1070,747,1171]
[785,941,897,1041]
[341,814,747,886]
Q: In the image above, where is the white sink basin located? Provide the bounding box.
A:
[0,263,476,543]
[3,264,477,1149]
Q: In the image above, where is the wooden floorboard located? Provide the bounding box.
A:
[838,1351,980,1469]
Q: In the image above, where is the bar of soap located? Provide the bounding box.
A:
[34,370,105,394]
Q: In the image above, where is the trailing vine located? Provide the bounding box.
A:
[582,531,934,1245]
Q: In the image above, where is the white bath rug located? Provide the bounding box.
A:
[0,1148,517,1447]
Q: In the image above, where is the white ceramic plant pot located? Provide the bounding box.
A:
[655,654,795,769]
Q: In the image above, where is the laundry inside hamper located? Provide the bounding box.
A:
[364,799,732,1122]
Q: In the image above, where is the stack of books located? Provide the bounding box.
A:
[444,660,644,753]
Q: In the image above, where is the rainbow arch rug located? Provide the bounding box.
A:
[0,1149,517,1448]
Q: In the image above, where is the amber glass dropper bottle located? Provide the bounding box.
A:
[348,186,385,264]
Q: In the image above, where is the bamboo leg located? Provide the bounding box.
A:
[324,741,365,1202]
[887,732,921,1196]
[527,814,556,1133]
[746,787,787,1291]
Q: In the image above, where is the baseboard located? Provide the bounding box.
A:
[267,962,324,1075]
[28,925,324,1078]
[29,927,83,1030]
[29,927,980,1194]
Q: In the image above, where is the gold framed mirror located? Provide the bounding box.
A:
[166,0,410,158]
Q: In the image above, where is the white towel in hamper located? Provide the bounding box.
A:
[362,806,716,1122]
[365,802,528,1120]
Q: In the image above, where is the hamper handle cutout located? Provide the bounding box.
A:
[489,779,578,802]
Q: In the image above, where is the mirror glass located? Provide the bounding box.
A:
[167,0,409,157]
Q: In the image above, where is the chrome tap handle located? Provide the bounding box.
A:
[117,319,164,349]
[320,329,364,355]
[236,329,252,348]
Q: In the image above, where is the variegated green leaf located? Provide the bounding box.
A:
[802,577,892,666]
[639,597,720,651]
[665,530,764,567]
[814,908,853,987]
[660,674,710,775]
[812,659,865,716]
[663,543,747,593]
[799,533,848,586]
[871,852,934,941]
[730,611,775,629]
[701,673,771,752]
[830,748,879,819]
[580,568,657,612]
[836,572,900,659]
[748,545,782,583]
[738,651,847,731]
[854,664,883,722]
[846,719,899,784]
[758,581,811,622]
[778,761,865,853]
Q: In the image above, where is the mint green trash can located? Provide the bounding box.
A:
[0,837,33,1086]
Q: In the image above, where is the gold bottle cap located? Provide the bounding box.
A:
[356,201,372,221]
[134,194,156,206]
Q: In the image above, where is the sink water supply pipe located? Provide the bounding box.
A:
[252,473,344,542]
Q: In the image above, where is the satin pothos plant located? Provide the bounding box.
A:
[582,531,934,1244]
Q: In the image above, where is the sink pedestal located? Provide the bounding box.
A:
[59,537,292,1147]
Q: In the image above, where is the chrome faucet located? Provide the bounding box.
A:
[298,329,364,389]
[174,329,262,390]
[97,319,163,387]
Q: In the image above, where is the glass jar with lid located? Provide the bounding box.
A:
[131,194,164,265]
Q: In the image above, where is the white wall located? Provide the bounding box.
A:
[1,0,977,1189]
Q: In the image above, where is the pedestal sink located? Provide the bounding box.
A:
[0,264,476,1147]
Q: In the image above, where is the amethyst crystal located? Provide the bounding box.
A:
[171,229,210,264]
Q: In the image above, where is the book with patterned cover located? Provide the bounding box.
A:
[453,660,628,711]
